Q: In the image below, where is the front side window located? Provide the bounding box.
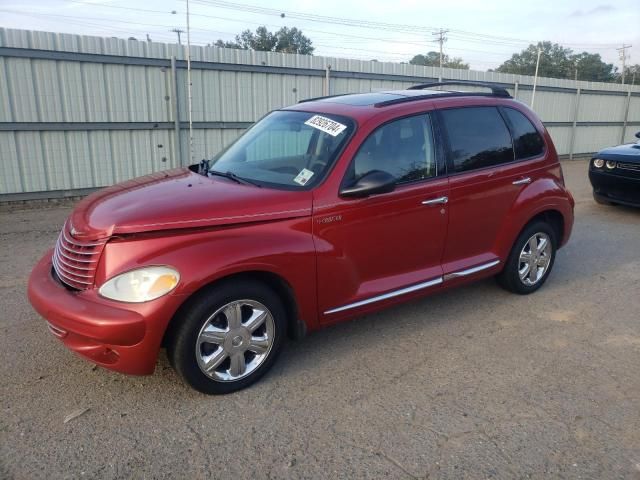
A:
[440,107,514,173]
[210,110,354,189]
[502,107,545,159]
[347,114,436,185]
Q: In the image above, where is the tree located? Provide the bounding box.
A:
[409,51,469,69]
[616,64,640,84]
[496,41,572,78]
[215,26,314,54]
[496,41,616,82]
[570,52,615,82]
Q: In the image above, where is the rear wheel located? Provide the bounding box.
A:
[497,221,557,295]
[168,280,286,394]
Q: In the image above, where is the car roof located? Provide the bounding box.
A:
[284,85,517,123]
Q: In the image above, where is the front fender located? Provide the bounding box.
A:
[96,216,318,332]
[494,177,574,260]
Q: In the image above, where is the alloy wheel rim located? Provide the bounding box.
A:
[518,232,552,286]
[195,299,275,382]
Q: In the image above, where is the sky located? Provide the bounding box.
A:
[1,0,638,72]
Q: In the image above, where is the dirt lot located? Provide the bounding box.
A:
[1,159,639,479]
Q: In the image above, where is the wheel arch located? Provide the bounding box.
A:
[524,210,564,247]
[162,270,306,348]
[496,205,568,264]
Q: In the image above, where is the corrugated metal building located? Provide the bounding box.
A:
[1,27,638,200]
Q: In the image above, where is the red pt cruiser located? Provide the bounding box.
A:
[28,82,575,394]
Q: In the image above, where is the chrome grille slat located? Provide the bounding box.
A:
[55,245,99,265]
[56,242,98,263]
[52,256,93,285]
[52,222,108,290]
[58,240,101,256]
[617,162,640,172]
[61,229,107,247]
[53,252,94,278]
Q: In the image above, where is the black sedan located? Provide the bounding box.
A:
[589,132,640,207]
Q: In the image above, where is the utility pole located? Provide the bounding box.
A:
[432,29,449,82]
[186,0,194,165]
[171,28,185,45]
[530,45,542,110]
[617,44,631,84]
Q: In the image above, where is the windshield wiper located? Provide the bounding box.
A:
[208,169,262,187]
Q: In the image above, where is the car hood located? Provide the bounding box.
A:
[596,142,640,163]
[68,168,312,240]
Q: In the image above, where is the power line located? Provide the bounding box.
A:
[190,0,621,49]
[11,6,516,60]
[62,0,619,56]
[7,2,626,71]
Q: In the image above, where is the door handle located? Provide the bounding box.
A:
[422,196,449,205]
[512,177,532,185]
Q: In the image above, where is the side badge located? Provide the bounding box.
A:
[317,215,342,225]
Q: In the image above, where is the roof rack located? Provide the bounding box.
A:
[374,81,512,108]
[408,81,511,97]
[298,94,349,104]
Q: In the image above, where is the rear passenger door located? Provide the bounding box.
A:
[436,105,546,275]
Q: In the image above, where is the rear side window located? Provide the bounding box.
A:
[502,108,545,159]
[440,107,514,173]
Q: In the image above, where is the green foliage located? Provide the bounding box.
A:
[616,64,640,84]
[571,52,616,82]
[409,51,469,70]
[215,26,314,55]
[496,41,616,82]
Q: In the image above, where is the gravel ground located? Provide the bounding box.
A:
[1,159,639,479]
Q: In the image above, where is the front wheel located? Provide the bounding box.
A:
[497,221,557,295]
[168,280,286,394]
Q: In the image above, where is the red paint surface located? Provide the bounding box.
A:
[28,93,575,375]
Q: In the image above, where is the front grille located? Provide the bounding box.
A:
[617,162,640,172]
[52,222,108,290]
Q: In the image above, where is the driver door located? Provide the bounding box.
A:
[314,113,449,323]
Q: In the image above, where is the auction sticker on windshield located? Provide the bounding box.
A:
[304,115,347,137]
[293,168,315,186]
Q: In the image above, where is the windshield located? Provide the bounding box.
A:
[209,110,354,189]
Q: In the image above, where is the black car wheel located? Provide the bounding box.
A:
[497,221,557,295]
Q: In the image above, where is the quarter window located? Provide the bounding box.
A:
[440,107,514,173]
[349,114,436,185]
[502,108,545,159]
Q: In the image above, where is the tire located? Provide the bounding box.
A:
[497,221,557,295]
[168,280,286,394]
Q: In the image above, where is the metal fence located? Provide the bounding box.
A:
[1,27,639,200]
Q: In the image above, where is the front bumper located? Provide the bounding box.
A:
[28,250,185,375]
[589,169,640,207]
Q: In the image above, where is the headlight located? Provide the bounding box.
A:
[99,266,180,303]
[605,160,616,170]
[593,159,605,168]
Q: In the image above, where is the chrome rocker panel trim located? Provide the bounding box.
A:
[324,277,443,314]
[324,259,501,315]
[443,259,501,281]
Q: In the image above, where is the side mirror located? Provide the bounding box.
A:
[635,131,640,139]
[340,170,396,198]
